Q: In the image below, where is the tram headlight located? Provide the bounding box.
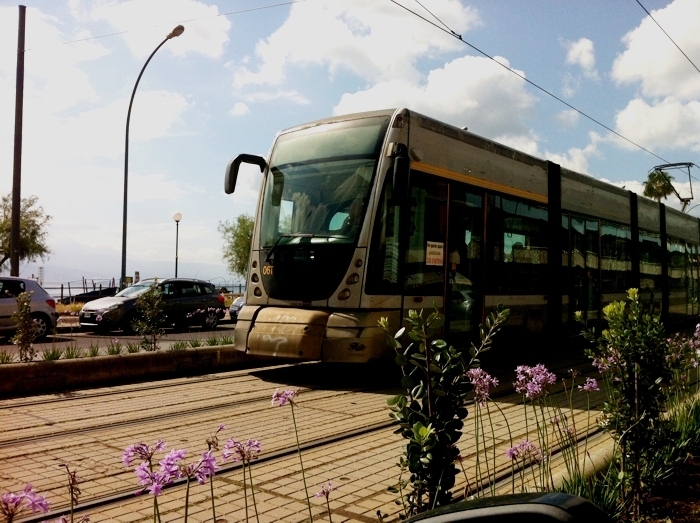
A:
[346,273,360,285]
[253,287,262,297]
[337,289,351,301]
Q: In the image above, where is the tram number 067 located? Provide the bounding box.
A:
[262,265,274,275]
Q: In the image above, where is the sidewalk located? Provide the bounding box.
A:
[6,375,610,523]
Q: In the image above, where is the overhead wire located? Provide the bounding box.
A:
[29,0,309,49]
[392,0,672,165]
[634,0,700,76]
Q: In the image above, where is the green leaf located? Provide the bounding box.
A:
[395,354,408,366]
[401,375,415,389]
[430,315,445,329]
[386,395,401,406]
[394,327,406,340]
[432,339,447,349]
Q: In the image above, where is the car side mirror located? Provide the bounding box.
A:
[225,154,267,194]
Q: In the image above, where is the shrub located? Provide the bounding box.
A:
[380,305,509,517]
[64,344,84,359]
[0,349,16,364]
[169,341,188,351]
[12,291,36,362]
[88,343,100,357]
[188,339,202,348]
[132,282,165,352]
[41,347,63,361]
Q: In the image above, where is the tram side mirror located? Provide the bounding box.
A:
[225,154,267,194]
[392,143,409,206]
[271,168,284,207]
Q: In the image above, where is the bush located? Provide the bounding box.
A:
[132,282,165,352]
[12,291,36,362]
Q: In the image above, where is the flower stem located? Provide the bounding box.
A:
[248,461,261,523]
[209,474,217,523]
[243,461,249,523]
[184,479,191,523]
[326,498,333,523]
[290,402,314,522]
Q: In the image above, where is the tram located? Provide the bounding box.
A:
[224,108,700,362]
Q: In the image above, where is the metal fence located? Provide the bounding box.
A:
[41,278,246,302]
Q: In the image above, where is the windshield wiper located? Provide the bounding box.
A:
[265,233,315,263]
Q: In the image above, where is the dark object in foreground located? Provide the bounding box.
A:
[406,493,614,523]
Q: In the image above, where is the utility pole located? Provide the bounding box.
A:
[11,5,26,277]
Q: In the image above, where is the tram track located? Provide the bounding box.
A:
[18,420,397,523]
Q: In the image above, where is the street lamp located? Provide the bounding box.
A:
[173,212,182,277]
[120,25,184,288]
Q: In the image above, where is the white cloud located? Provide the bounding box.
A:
[230,102,249,116]
[244,90,310,105]
[545,132,602,174]
[613,97,700,151]
[612,0,700,101]
[565,38,597,78]
[334,55,537,143]
[233,0,481,88]
[556,109,580,127]
[87,0,231,59]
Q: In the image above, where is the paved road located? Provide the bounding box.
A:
[0,318,238,358]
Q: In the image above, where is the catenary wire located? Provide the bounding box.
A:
[388,0,673,165]
[29,0,309,49]
[634,0,700,76]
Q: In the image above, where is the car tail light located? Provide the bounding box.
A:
[217,294,225,304]
[46,299,56,309]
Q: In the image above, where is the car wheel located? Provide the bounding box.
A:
[31,313,50,340]
[202,310,218,330]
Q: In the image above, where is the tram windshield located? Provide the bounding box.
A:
[260,116,388,249]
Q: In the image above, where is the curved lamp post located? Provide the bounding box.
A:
[173,212,182,277]
[120,25,184,288]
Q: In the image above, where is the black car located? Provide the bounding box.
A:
[79,278,226,332]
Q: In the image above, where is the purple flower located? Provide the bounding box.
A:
[222,438,262,463]
[505,441,544,463]
[315,481,338,500]
[0,484,51,520]
[271,389,298,406]
[122,439,167,468]
[467,368,499,406]
[578,377,599,393]
[514,364,556,400]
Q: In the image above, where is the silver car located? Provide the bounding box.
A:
[0,277,59,339]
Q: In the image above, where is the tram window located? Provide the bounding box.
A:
[639,229,662,312]
[668,237,687,320]
[570,216,600,320]
[600,222,632,293]
[487,195,548,294]
[688,243,700,316]
[366,174,401,295]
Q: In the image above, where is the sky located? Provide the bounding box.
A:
[1,0,700,288]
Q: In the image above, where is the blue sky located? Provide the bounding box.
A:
[0,0,699,286]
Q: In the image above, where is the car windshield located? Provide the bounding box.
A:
[116,283,154,298]
[259,116,388,248]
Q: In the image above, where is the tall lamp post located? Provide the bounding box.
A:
[173,212,182,277]
[120,25,184,288]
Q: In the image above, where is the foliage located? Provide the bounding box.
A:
[63,344,83,359]
[578,288,676,520]
[41,347,63,361]
[11,291,36,362]
[643,169,675,202]
[219,335,233,345]
[169,341,188,351]
[380,305,509,517]
[88,343,100,357]
[218,214,254,277]
[188,339,202,348]
[205,335,220,346]
[106,339,122,355]
[56,302,84,315]
[126,341,141,353]
[132,282,165,352]
[0,194,52,271]
[0,349,15,364]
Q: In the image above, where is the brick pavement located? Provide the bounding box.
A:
[0,364,610,522]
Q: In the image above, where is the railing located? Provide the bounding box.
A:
[40,278,246,302]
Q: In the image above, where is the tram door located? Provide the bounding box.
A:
[444,184,484,347]
[402,172,448,317]
[402,172,483,346]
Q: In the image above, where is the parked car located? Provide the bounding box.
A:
[229,296,245,322]
[0,276,58,339]
[79,278,226,333]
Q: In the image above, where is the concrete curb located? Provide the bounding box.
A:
[0,345,272,398]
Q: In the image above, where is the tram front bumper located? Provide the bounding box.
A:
[233,306,401,362]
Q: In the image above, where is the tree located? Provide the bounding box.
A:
[643,169,675,202]
[0,194,51,271]
[218,214,254,278]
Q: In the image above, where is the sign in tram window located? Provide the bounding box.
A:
[426,241,444,266]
